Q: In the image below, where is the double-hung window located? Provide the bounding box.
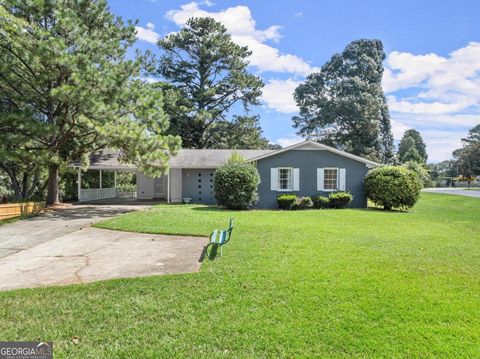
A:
[323,168,338,190]
[271,167,299,191]
[278,168,292,191]
[317,167,345,191]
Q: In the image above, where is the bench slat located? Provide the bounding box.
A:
[219,230,227,244]
[210,229,218,243]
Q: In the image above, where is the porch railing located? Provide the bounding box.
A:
[79,188,117,202]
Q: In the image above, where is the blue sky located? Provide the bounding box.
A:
[109,0,480,162]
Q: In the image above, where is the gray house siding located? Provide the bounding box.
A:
[255,149,370,208]
[182,169,216,204]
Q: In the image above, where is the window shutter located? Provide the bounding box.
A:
[339,168,346,191]
[293,168,300,191]
[271,168,278,191]
[317,168,324,191]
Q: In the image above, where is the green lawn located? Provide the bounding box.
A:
[1,193,479,358]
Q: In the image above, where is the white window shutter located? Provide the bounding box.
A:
[339,168,346,191]
[317,168,324,191]
[271,168,278,191]
[293,168,300,191]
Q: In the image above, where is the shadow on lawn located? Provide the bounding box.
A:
[363,206,410,213]
[190,205,228,212]
[199,243,220,261]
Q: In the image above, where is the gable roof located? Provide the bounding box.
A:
[248,141,381,167]
[70,149,136,170]
[72,148,274,170]
[169,149,274,168]
[72,141,380,170]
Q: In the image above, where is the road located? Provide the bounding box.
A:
[423,188,480,198]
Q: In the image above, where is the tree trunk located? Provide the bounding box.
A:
[0,164,23,200]
[46,164,60,206]
[21,172,29,199]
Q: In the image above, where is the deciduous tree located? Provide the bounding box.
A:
[453,124,480,179]
[292,39,394,163]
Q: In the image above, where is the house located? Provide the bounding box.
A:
[75,141,380,208]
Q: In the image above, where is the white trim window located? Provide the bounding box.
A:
[323,168,338,191]
[317,167,346,191]
[278,168,293,191]
[271,167,300,191]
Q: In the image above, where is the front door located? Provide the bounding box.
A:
[154,176,165,198]
[183,170,215,204]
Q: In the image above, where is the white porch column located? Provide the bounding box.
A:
[77,167,82,203]
[114,170,117,197]
[99,169,102,189]
[167,168,171,203]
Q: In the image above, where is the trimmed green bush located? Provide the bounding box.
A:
[365,166,422,210]
[312,195,330,209]
[402,161,431,188]
[296,196,313,209]
[328,192,353,208]
[277,194,296,210]
[214,155,260,210]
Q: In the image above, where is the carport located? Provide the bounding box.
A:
[72,150,137,203]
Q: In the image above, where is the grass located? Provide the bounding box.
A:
[1,193,480,358]
[0,213,39,227]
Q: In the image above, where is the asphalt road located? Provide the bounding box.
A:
[423,187,480,198]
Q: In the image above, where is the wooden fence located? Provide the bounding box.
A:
[0,202,45,221]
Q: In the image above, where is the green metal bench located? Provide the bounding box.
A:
[209,218,234,257]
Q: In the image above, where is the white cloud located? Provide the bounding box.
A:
[141,76,160,84]
[383,42,480,114]
[387,96,472,114]
[135,22,160,44]
[383,42,480,161]
[275,136,303,148]
[262,79,300,113]
[422,130,466,163]
[165,2,318,76]
[390,119,410,140]
[294,12,303,17]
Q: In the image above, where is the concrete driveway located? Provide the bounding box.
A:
[423,188,480,198]
[0,204,206,291]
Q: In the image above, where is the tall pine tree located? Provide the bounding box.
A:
[398,129,427,163]
[0,0,180,205]
[154,17,264,149]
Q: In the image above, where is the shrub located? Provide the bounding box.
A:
[296,196,313,209]
[365,166,422,210]
[277,194,296,210]
[402,161,430,188]
[312,195,330,209]
[328,192,353,208]
[214,154,260,210]
[290,199,300,210]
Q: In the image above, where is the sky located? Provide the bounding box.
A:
[109,0,480,162]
